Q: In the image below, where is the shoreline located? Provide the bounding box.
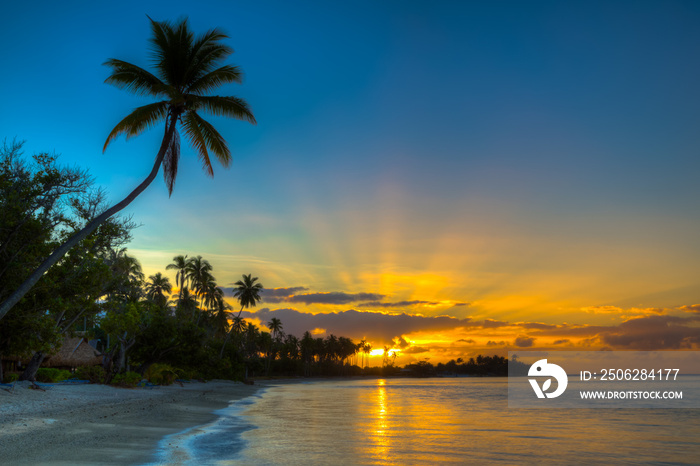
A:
[0,380,262,465]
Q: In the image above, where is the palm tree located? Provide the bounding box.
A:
[185,255,213,313]
[359,339,367,368]
[220,274,263,358]
[300,331,314,376]
[265,317,284,374]
[106,248,144,300]
[267,317,284,342]
[144,272,172,307]
[230,316,246,349]
[202,278,221,310]
[166,255,190,303]
[232,274,263,318]
[244,321,260,358]
[363,342,372,369]
[0,17,256,321]
[175,287,197,320]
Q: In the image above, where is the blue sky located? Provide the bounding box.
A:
[2,1,700,359]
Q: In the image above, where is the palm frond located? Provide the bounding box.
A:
[149,17,193,90]
[188,112,231,168]
[103,101,169,152]
[181,112,213,176]
[147,16,171,66]
[103,59,168,97]
[192,96,257,124]
[185,28,233,84]
[186,65,243,94]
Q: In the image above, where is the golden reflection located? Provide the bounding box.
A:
[365,379,474,463]
[372,379,389,460]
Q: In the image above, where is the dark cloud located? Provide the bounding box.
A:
[241,308,473,344]
[393,336,410,349]
[358,300,441,308]
[520,322,559,330]
[679,304,700,313]
[259,287,309,303]
[481,319,509,328]
[599,315,700,350]
[514,335,535,347]
[530,314,700,350]
[403,346,430,354]
[241,305,700,353]
[287,292,385,305]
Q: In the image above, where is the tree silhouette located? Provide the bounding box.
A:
[220,274,263,358]
[144,272,172,308]
[233,274,263,317]
[166,255,190,303]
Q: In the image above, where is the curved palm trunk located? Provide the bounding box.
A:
[0,113,178,321]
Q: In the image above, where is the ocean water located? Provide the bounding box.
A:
[150,378,700,465]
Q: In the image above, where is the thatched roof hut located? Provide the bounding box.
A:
[43,337,103,369]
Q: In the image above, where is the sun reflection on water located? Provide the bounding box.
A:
[372,379,390,460]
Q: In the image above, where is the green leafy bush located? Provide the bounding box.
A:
[36,368,72,383]
[144,363,178,386]
[3,372,19,383]
[175,368,198,381]
[111,371,142,388]
[75,366,106,384]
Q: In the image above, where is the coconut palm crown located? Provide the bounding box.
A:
[103,16,256,194]
[233,274,263,317]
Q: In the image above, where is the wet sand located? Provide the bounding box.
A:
[0,380,261,465]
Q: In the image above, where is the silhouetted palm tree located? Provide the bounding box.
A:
[106,249,144,300]
[144,272,172,307]
[0,17,255,320]
[230,316,246,349]
[166,255,190,303]
[363,342,372,369]
[211,286,230,338]
[300,331,314,376]
[265,317,284,374]
[267,317,284,342]
[233,274,263,318]
[220,274,263,359]
[175,287,197,320]
[185,255,213,314]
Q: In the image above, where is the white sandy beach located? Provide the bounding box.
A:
[0,380,261,465]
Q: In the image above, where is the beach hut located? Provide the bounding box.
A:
[2,337,103,373]
[43,337,103,370]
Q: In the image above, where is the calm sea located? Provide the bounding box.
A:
[150,378,700,465]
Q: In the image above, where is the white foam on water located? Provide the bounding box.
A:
[143,390,266,466]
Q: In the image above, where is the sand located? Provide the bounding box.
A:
[0,379,261,465]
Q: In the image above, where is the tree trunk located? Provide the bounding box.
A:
[219,329,232,359]
[102,345,117,384]
[0,353,4,383]
[19,351,45,381]
[0,113,178,322]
